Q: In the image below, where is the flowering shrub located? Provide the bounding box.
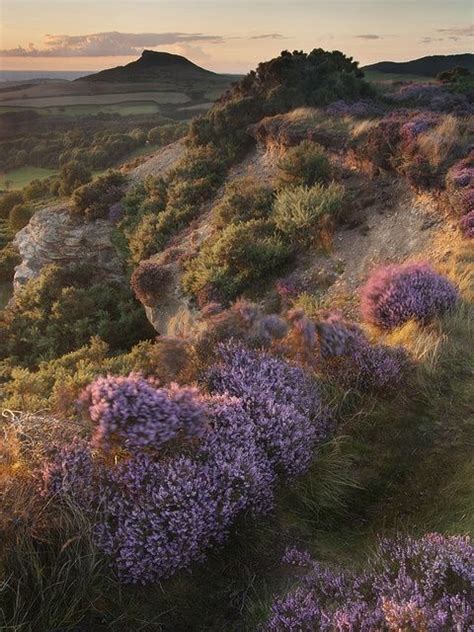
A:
[206,343,332,464]
[315,313,408,393]
[399,112,440,145]
[460,210,474,239]
[42,345,331,584]
[360,262,458,329]
[326,99,385,118]
[388,83,473,115]
[130,260,173,306]
[82,374,207,452]
[264,533,474,631]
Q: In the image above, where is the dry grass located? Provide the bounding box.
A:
[417,115,472,168]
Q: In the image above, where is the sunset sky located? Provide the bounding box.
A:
[1,0,473,74]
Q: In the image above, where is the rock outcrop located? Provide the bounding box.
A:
[14,204,123,289]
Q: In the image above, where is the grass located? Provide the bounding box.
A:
[0,167,57,190]
[0,101,162,118]
[363,70,436,83]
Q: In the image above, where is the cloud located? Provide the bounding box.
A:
[355,34,382,40]
[420,36,445,44]
[249,33,286,40]
[0,31,224,57]
[436,25,474,37]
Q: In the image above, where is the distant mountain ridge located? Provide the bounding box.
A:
[363,54,474,77]
[77,50,219,83]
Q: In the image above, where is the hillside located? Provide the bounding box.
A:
[0,48,473,630]
[77,49,224,83]
[363,53,474,77]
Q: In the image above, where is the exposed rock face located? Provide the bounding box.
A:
[13,204,123,290]
[140,258,198,336]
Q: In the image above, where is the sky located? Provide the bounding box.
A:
[1,0,473,73]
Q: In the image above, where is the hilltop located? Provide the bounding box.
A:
[363,53,474,78]
[77,49,224,83]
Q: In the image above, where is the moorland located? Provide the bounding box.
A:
[0,48,473,631]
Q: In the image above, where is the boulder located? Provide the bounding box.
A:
[13,204,123,290]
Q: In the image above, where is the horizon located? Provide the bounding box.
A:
[1,1,473,74]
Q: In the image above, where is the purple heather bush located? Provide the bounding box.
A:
[41,346,332,584]
[388,83,473,115]
[326,99,385,118]
[316,313,408,393]
[264,533,474,631]
[399,112,440,145]
[360,262,458,329]
[460,210,474,239]
[82,374,207,452]
[206,343,332,469]
[130,260,172,306]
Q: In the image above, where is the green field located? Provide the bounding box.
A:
[0,167,58,190]
[363,70,435,83]
[0,101,162,118]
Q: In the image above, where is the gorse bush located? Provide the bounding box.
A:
[264,534,474,631]
[273,182,344,246]
[0,264,154,366]
[189,48,372,160]
[8,203,31,231]
[276,141,331,188]
[182,219,293,303]
[212,176,273,227]
[71,171,126,221]
[360,262,459,329]
[41,343,331,584]
[130,260,173,306]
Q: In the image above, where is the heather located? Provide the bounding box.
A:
[360,262,458,329]
[264,534,474,631]
[1,45,473,630]
[40,345,332,584]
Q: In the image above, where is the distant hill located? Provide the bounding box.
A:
[77,50,220,83]
[363,54,474,78]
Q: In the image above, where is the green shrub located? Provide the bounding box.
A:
[9,204,32,231]
[182,219,293,303]
[0,242,21,282]
[0,191,23,220]
[0,264,154,366]
[213,177,273,227]
[276,141,331,188]
[71,171,126,221]
[58,160,92,197]
[23,178,52,201]
[272,182,344,246]
[127,213,164,265]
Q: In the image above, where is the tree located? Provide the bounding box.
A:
[58,160,92,197]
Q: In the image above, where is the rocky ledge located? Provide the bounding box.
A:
[13,204,123,290]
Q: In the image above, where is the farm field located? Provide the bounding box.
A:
[363,70,436,83]
[0,101,162,117]
[0,166,57,190]
[0,91,191,108]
